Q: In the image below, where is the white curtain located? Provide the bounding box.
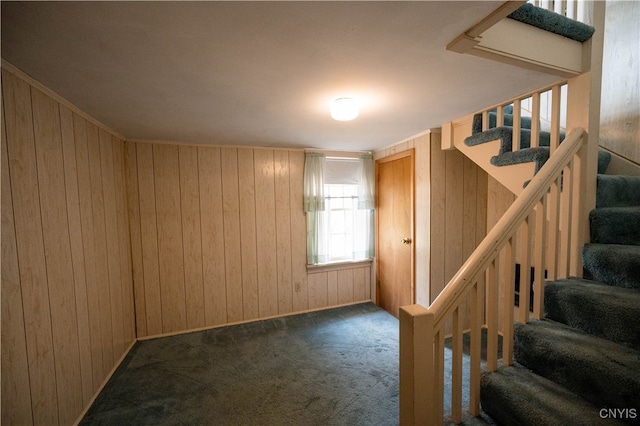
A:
[358,154,375,259]
[304,151,375,265]
[304,152,327,264]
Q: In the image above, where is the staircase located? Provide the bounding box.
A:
[399,2,640,425]
[464,105,611,180]
[480,172,640,425]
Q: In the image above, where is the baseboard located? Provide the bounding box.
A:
[601,145,640,176]
[137,300,375,342]
[72,339,137,426]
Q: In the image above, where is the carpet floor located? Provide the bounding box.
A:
[81,302,489,425]
[81,303,400,425]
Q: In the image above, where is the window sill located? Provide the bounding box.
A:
[306,258,373,273]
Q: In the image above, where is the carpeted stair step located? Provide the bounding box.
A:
[598,150,612,175]
[545,278,640,351]
[590,207,640,246]
[583,244,640,289]
[491,147,549,174]
[472,110,533,134]
[597,175,640,208]
[513,320,640,414]
[480,365,622,426]
[508,3,596,42]
[465,125,563,153]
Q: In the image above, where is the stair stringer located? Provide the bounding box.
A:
[445,114,533,196]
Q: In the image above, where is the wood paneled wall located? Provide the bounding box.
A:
[600,0,640,165]
[126,142,372,338]
[1,68,135,425]
[429,141,488,303]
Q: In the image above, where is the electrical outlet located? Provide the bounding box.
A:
[295,282,301,292]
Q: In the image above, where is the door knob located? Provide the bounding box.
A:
[401,237,412,244]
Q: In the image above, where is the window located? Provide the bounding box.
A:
[303,153,374,265]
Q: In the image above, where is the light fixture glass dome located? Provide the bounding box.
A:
[330,97,359,121]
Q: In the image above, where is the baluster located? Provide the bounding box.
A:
[546,175,561,280]
[533,198,548,319]
[513,99,521,151]
[554,0,565,15]
[518,216,533,323]
[486,257,500,372]
[435,329,445,423]
[567,0,577,20]
[496,105,504,127]
[468,282,482,416]
[482,110,489,132]
[451,306,463,424]
[502,236,516,365]
[541,0,551,11]
[558,160,575,277]
[576,0,586,23]
[530,92,541,148]
[550,85,561,154]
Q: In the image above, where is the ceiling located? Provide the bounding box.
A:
[1,1,561,152]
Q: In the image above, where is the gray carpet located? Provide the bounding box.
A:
[81,303,402,425]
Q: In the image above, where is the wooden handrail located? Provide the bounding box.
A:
[429,127,584,328]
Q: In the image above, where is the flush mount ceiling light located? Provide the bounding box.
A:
[330,97,359,121]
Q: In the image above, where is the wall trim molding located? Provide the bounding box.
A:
[126,137,306,152]
[136,301,373,342]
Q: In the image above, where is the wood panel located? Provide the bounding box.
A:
[179,145,205,329]
[254,149,279,317]
[221,147,243,322]
[2,68,135,425]
[137,143,163,335]
[87,121,115,375]
[444,150,464,284]
[308,271,328,309]
[125,142,147,336]
[59,106,93,405]
[354,267,366,301]
[289,151,308,312]
[430,139,447,302]
[600,0,640,165]
[154,144,187,332]
[113,140,135,346]
[238,148,260,320]
[73,113,105,392]
[100,129,125,360]
[414,134,432,306]
[274,150,293,314]
[328,270,338,306]
[337,269,355,305]
[1,86,34,425]
[198,146,227,326]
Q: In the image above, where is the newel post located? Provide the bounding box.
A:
[400,304,436,425]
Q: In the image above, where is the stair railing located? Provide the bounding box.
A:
[400,126,586,425]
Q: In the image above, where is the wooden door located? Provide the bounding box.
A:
[376,149,414,318]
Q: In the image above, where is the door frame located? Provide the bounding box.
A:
[375,148,415,308]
